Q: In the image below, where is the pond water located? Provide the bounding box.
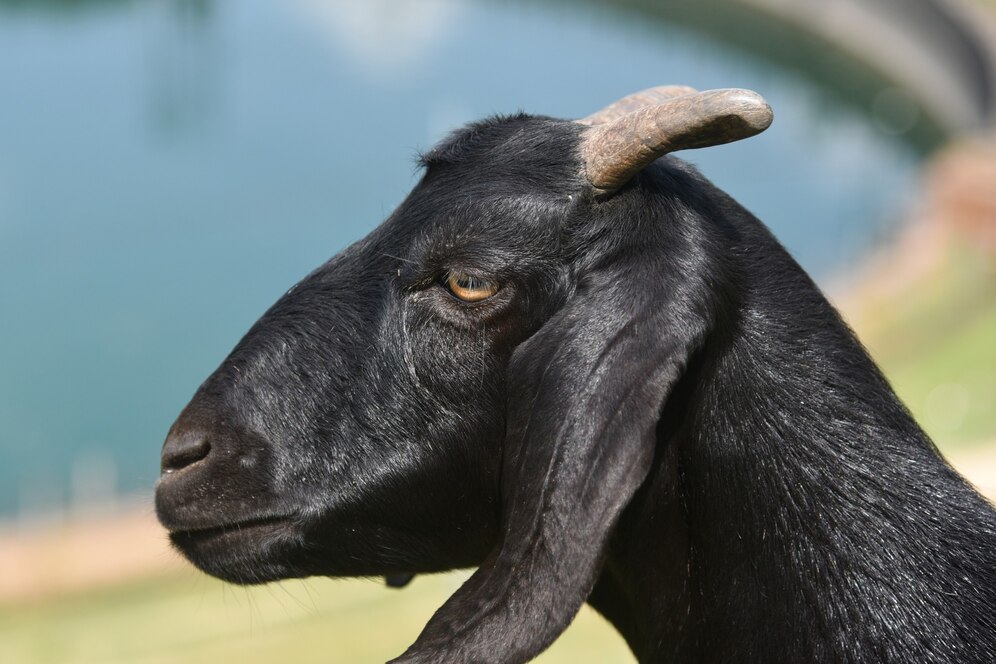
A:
[0,0,937,517]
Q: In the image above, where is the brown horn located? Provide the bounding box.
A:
[579,85,698,126]
[581,88,773,195]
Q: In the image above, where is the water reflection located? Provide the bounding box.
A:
[293,0,463,80]
[146,0,219,137]
[0,0,946,517]
[0,0,138,13]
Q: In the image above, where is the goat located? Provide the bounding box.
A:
[155,85,996,663]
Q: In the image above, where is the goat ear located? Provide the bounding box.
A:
[394,251,709,663]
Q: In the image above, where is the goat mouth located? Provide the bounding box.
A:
[168,514,292,548]
[168,514,302,584]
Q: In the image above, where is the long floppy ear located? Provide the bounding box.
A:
[391,84,767,663]
[394,246,712,663]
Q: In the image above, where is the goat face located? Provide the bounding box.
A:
[156,88,773,661]
[155,116,586,583]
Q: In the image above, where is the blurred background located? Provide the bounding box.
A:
[0,0,993,661]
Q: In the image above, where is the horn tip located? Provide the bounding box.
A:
[723,88,774,132]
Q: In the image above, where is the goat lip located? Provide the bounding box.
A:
[167,514,301,585]
[167,514,291,539]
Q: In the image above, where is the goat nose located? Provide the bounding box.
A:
[161,428,211,474]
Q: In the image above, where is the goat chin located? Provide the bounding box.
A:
[156,88,996,664]
[168,519,299,585]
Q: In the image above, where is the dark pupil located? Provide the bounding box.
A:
[458,275,486,290]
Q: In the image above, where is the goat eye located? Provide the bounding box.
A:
[446,272,499,302]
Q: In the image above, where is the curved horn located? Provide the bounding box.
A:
[580,84,698,126]
[581,88,773,195]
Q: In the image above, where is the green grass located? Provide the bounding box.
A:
[883,301,996,448]
[0,570,633,664]
[853,240,996,451]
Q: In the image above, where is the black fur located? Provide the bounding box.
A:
[155,113,996,663]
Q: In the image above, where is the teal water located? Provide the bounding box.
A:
[0,0,932,517]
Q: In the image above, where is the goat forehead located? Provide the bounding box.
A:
[390,195,565,274]
[421,194,569,232]
[422,113,580,168]
[417,120,585,205]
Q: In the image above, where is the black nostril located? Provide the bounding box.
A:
[161,429,212,474]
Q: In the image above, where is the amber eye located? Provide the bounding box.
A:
[446,271,499,302]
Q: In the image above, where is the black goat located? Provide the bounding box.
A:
[155,86,996,663]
